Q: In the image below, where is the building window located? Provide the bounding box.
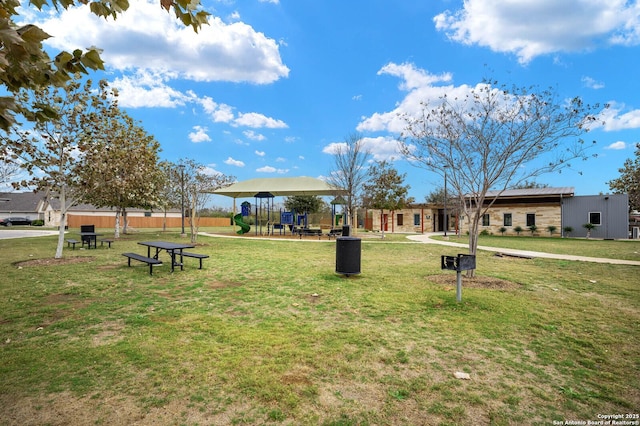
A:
[414,214,420,226]
[526,213,536,227]
[482,214,490,226]
[589,212,601,225]
[504,213,512,227]
[144,211,152,217]
[397,214,404,226]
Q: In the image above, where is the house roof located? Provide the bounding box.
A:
[212,176,346,198]
[0,191,46,213]
[484,187,575,199]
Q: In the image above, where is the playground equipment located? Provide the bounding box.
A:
[233,213,250,234]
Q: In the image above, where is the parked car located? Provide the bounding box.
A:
[0,217,32,226]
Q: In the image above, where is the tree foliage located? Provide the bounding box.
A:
[0,77,115,258]
[80,98,165,237]
[0,0,209,130]
[362,160,414,211]
[284,195,324,214]
[399,80,601,275]
[327,132,371,230]
[608,143,640,212]
[362,160,414,238]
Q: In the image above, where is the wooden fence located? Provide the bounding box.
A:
[67,215,231,229]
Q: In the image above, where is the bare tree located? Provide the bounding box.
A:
[400,81,602,275]
[327,133,372,232]
[178,159,235,243]
[0,159,21,190]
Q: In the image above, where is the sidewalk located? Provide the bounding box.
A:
[406,234,640,266]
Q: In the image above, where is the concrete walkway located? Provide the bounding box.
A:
[406,233,640,266]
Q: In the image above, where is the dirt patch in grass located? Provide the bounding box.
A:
[14,257,94,267]
[426,274,520,290]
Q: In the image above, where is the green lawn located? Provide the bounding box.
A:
[0,230,638,425]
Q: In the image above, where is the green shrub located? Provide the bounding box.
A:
[499,227,507,236]
[514,225,523,236]
[31,219,44,226]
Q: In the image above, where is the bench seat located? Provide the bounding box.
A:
[122,252,162,275]
[66,239,79,250]
[100,238,114,248]
[180,251,210,269]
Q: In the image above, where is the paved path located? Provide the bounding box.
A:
[406,234,640,266]
[0,229,59,240]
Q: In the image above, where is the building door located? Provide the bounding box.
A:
[382,214,388,231]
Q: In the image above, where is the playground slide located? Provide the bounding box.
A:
[233,213,251,235]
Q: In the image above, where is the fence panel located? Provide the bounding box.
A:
[67,215,230,229]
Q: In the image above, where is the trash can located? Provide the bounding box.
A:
[342,225,351,237]
[336,236,361,276]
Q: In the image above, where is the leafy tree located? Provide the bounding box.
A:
[399,80,601,276]
[514,226,523,236]
[362,160,414,238]
[499,226,507,236]
[528,224,538,236]
[0,77,115,258]
[327,132,372,233]
[177,159,235,243]
[284,195,324,214]
[80,100,165,238]
[0,0,209,130]
[608,143,640,212]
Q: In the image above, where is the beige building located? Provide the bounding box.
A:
[365,187,576,236]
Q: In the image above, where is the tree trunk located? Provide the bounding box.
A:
[54,189,68,259]
[466,211,481,278]
[55,211,67,259]
[114,210,121,239]
[122,209,128,234]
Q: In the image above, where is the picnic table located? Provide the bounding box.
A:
[80,232,102,249]
[138,241,198,272]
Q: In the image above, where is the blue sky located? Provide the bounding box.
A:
[19,0,640,208]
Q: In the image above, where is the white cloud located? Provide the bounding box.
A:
[605,141,627,150]
[596,102,640,131]
[224,157,245,167]
[321,136,401,162]
[256,166,288,173]
[111,70,192,108]
[189,126,211,143]
[358,62,469,133]
[255,150,266,157]
[34,0,289,84]
[243,130,266,141]
[234,112,288,129]
[201,165,224,176]
[433,0,640,64]
[582,76,605,90]
[259,0,280,4]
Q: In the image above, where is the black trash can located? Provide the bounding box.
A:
[342,225,351,237]
[335,236,361,276]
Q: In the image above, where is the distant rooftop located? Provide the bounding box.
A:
[484,187,575,198]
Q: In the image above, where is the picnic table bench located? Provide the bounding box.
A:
[100,238,114,248]
[66,238,79,250]
[180,251,210,269]
[296,228,323,239]
[122,252,163,275]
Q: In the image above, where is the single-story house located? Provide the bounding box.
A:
[366,188,631,239]
[0,192,185,228]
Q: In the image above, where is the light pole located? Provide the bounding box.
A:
[179,164,185,237]
[443,165,449,238]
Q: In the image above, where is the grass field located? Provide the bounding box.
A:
[0,229,638,425]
